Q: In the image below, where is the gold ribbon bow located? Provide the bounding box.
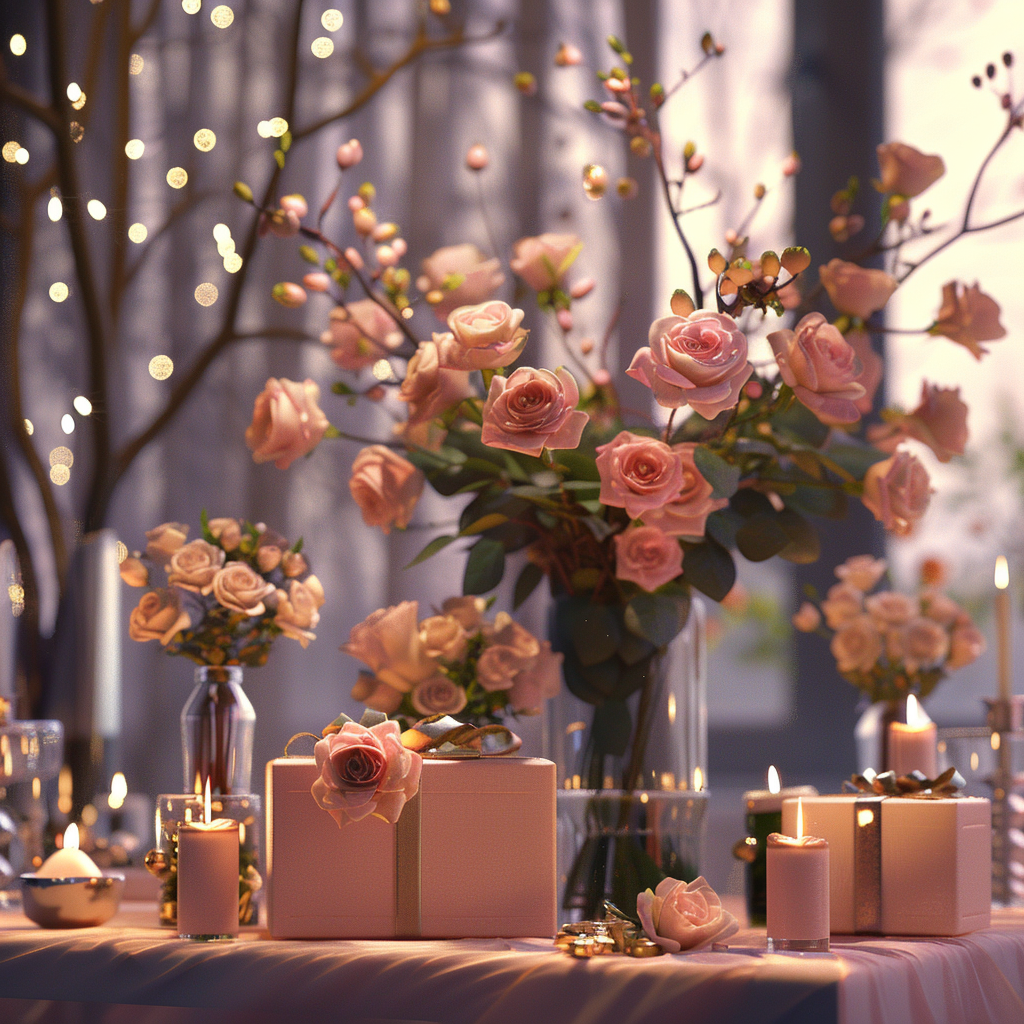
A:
[844,765,965,798]
[400,714,522,758]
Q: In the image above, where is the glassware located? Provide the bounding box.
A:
[181,666,255,795]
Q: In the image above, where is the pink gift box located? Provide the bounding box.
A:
[782,794,991,936]
[266,755,556,939]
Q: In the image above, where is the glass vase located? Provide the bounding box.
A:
[547,598,709,920]
[181,666,255,796]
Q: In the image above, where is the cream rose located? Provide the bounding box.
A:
[119,556,149,588]
[613,525,683,592]
[438,301,528,371]
[321,299,404,371]
[476,645,523,691]
[834,555,887,592]
[280,550,308,577]
[930,281,1006,359]
[207,517,242,551]
[343,600,438,692]
[167,539,226,592]
[637,876,738,953]
[891,616,950,673]
[876,142,945,197]
[920,591,961,627]
[627,311,752,419]
[948,622,985,670]
[128,589,191,646]
[510,232,581,291]
[819,259,898,321]
[768,313,865,425]
[487,613,541,660]
[311,720,422,826]
[349,445,425,535]
[861,449,931,536]
[245,377,330,470]
[209,561,276,616]
[418,615,469,662]
[256,546,282,573]
[418,243,505,320]
[440,596,488,631]
[481,366,588,457]
[864,591,916,626]
[272,578,324,648]
[821,582,864,628]
[641,443,727,537]
[410,675,468,717]
[144,522,189,565]
[831,615,883,673]
[596,431,685,520]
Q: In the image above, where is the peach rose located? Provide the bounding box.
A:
[596,431,685,520]
[821,582,864,628]
[637,876,738,953]
[351,672,405,714]
[321,299,404,371]
[349,445,425,535]
[641,444,727,537]
[831,614,883,673]
[864,591,916,626]
[128,589,191,646]
[792,601,822,632]
[476,646,523,691]
[627,311,753,419]
[411,675,468,717]
[613,525,683,592]
[440,596,488,631]
[167,540,226,592]
[876,142,945,197]
[480,366,588,457]
[948,621,985,669]
[437,301,529,370]
[869,382,968,463]
[834,554,887,592]
[507,640,563,713]
[487,613,541,660]
[889,616,949,673]
[417,244,505,321]
[418,615,468,662]
[207,517,242,551]
[861,449,931,536]
[845,330,883,415]
[311,719,422,826]
[343,600,438,692]
[246,377,330,470]
[257,546,282,573]
[399,340,474,427]
[144,522,188,565]
[510,232,581,291]
[209,562,276,616]
[768,313,865,425]
[280,550,308,577]
[819,259,898,321]
[930,281,1006,359]
[920,591,960,627]
[272,577,324,647]
[119,556,149,588]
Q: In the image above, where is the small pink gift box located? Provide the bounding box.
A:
[266,755,556,939]
[782,794,991,936]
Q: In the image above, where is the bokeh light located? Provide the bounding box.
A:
[9,34,26,56]
[311,37,334,58]
[50,465,70,486]
[48,282,69,303]
[73,396,93,416]
[49,447,73,468]
[194,283,218,306]
[193,128,216,152]
[125,139,145,160]
[60,415,75,435]
[129,54,144,74]
[128,223,148,243]
[210,5,233,27]
[321,9,343,30]
[87,199,106,219]
[47,196,62,221]
[149,355,174,379]
[166,167,188,189]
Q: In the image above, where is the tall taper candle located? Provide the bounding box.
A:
[996,556,1011,700]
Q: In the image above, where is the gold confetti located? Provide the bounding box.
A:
[49,446,73,468]
[23,419,33,436]
[9,34,26,56]
[212,222,232,242]
[194,128,216,152]
[210,5,233,27]
[69,122,84,143]
[47,196,62,221]
[268,117,288,138]
[71,91,86,110]
[66,82,82,102]
[182,0,200,11]
[73,396,92,416]
[50,465,70,486]
[149,355,174,379]
[216,238,235,256]
[321,9,343,30]
[256,120,272,138]
[49,282,69,303]
[311,37,334,58]
[8,585,24,604]
[2,141,20,163]
[14,147,28,165]
[129,54,144,74]
[128,222,148,243]
[125,139,145,160]
[87,199,106,219]
[115,541,128,563]
[194,283,218,306]
[166,166,188,189]
[223,253,243,273]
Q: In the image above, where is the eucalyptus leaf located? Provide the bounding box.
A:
[681,537,736,601]
[591,700,632,756]
[735,513,790,562]
[693,447,741,499]
[513,561,544,609]
[776,507,821,564]
[463,538,505,595]
[580,658,624,699]
[560,601,621,666]
[624,592,691,648]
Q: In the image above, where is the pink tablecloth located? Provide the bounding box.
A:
[0,904,1022,1024]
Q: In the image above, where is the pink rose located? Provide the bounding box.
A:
[844,330,883,415]
[344,600,438,692]
[418,615,468,661]
[410,675,468,717]
[637,876,737,953]
[280,550,308,577]
[768,313,865,425]
[507,641,562,713]
[321,299,405,371]
[613,525,683,591]
[596,431,685,520]
[791,602,822,632]
[399,340,474,428]
[210,561,276,616]
[510,233,581,291]
[626,311,753,418]
[271,577,325,648]
[166,540,226,592]
[417,244,505,320]
[144,522,189,565]
[480,366,588,457]
[350,672,405,714]
[920,591,960,627]
[476,645,525,691]
[246,377,330,470]
[128,588,191,645]
[862,449,931,536]
[821,582,864,628]
[349,445,425,535]
[889,617,949,673]
[437,301,529,370]
[868,383,968,463]
[119,556,149,588]
[487,612,541,660]
[831,615,883,673]
[641,444,727,537]
[311,719,422,826]
[876,142,945,197]
[440,596,488,631]
[257,546,282,573]
[948,621,985,669]
[930,281,1006,359]
[834,555,887,592]
[864,591,916,626]
[207,517,241,551]
[819,259,898,320]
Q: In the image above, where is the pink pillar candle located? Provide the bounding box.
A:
[766,833,830,951]
[177,819,240,939]
[887,720,938,778]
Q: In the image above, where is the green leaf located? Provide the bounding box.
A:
[233,181,253,203]
[274,149,285,169]
[591,700,632,756]
[693,447,741,499]
[735,512,791,562]
[460,513,508,536]
[513,562,545,609]
[331,381,356,395]
[624,592,691,648]
[463,538,505,595]
[824,438,889,479]
[772,400,830,448]
[570,568,603,592]
[786,483,849,519]
[681,538,736,602]
[323,424,340,439]
[404,534,457,569]
[775,507,821,564]
[565,602,621,667]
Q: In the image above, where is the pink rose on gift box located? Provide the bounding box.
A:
[349,445,425,535]
[613,525,683,592]
[637,876,737,953]
[321,299,404,371]
[930,281,1005,359]
[875,142,945,197]
[642,443,726,537]
[768,313,865,425]
[831,614,883,673]
[410,675,468,717]
[210,561,276,616]
[436,301,529,371]
[819,259,897,321]
[128,588,191,646]
[869,383,968,463]
[480,366,588,457]
[626,311,752,419]
[246,377,330,470]
[344,600,438,692]
[311,719,422,826]
[596,431,685,520]
[167,540,226,592]
[510,232,581,291]
[834,554,887,592]
[861,449,931,536]
[417,243,505,320]
[399,341,474,428]
[144,522,189,565]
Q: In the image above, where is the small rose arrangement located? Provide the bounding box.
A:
[792,555,985,703]
[636,876,738,953]
[122,514,324,666]
[342,598,562,726]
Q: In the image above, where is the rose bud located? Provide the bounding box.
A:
[336,139,364,170]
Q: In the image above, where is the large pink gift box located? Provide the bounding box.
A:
[782,794,991,936]
[266,755,557,939]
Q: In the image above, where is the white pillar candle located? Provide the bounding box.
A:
[767,801,829,951]
[177,819,239,939]
[887,696,938,778]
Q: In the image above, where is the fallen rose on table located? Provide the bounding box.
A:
[636,876,738,953]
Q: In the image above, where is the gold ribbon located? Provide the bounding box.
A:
[395,790,421,937]
[400,714,522,758]
[845,765,965,798]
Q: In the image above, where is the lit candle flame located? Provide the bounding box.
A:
[204,777,212,825]
[996,556,1009,590]
[64,822,80,851]
[767,765,780,794]
[108,771,127,810]
[796,797,804,840]
[906,693,923,728]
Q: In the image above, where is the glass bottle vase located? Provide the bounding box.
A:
[181,666,255,796]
